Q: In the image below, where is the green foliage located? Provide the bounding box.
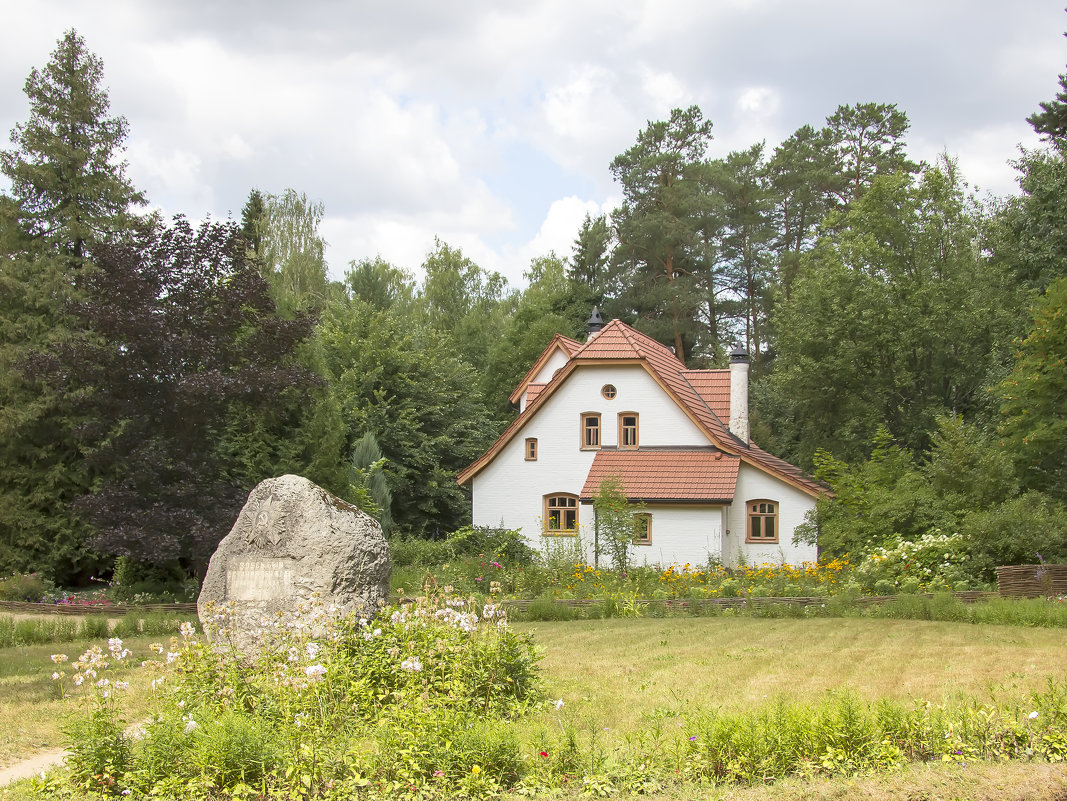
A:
[568,212,612,295]
[0,614,192,647]
[64,593,540,798]
[30,216,322,573]
[804,428,948,557]
[591,474,643,571]
[349,431,392,532]
[998,278,1067,499]
[417,237,513,369]
[0,571,55,602]
[1028,67,1067,142]
[763,163,1024,466]
[608,105,716,364]
[258,188,330,315]
[958,492,1067,581]
[852,531,973,593]
[822,101,918,206]
[0,31,145,583]
[481,254,588,418]
[345,255,415,312]
[108,557,198,603]
[685,682,1067,784]
[318,295,497,536]
[0,29,145,261]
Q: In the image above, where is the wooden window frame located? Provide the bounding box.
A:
[618,412,639,449]
[601,384,617,400]
[525,437,538,461]
[746,499,778,543]
[544,493,578,536]
[632,513,652,546]
[580,412,601,450]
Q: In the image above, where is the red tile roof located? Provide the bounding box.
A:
[457,319,826,498]
[524,383,546,406]
[681,369,730,421]
[580,450,739,502]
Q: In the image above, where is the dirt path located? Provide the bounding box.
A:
[0,748,66,786]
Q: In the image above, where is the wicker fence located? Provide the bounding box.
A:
[0,600,197,616]
[498,591,997,613]
[996,564,1067,598]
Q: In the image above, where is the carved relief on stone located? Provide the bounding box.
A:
[239,489,291,548]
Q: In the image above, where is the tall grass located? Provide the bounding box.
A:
[0,613,195,647]
[514,593,1067,627]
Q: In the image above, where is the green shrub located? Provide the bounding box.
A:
[388,536,453,568]
[446,525,535,565]
[65,591,541,798]
[82,616,110,639]
[520,599,578,622]
[0,571,55,602]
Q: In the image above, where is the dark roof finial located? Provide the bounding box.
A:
[586,306,605,335]
[729,343,749,362]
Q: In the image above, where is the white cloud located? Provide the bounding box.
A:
[2,0,1062,293]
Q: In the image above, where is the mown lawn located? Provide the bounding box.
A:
[2,615,1066,798]
[519,616,1067,732]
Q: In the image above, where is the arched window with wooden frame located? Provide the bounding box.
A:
[544,493,578,535]
[618,412,639,449]
[746,499,778,543]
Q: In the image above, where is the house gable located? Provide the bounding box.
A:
[508,333,581,408]
[459,319,824,499]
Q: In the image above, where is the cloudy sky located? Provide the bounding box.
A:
[1,1,1064,287]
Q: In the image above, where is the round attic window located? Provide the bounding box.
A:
[601,384,617,399]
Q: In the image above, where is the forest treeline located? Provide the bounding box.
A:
[1,30,1065,585]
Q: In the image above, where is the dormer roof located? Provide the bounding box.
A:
[507,333,581,406]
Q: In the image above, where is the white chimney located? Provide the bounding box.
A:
[728,344,750,443]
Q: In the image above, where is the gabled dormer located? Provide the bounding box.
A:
[509,333,581,412]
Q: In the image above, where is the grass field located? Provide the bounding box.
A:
[2,615,1066,798]
[520,617,1067,732]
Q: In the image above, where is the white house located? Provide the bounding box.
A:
[457,312,826,567]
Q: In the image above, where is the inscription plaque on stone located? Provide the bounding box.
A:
[226,558,293,601]
[198,475,391,655]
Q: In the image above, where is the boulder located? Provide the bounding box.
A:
[197,474,390,654]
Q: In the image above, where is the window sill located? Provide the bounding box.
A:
[543,531,578,537]
[745,538,779,545]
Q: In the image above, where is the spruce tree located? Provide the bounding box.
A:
[1,29,145,260]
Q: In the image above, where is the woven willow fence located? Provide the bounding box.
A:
[0,600,197,616]
[996,564,1067,598]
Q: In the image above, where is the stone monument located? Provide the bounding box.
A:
[197,474,391,654]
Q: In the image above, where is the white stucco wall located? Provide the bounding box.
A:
[627,505,724,567]
[471,364,708,555]
[518,349,573,412]
[471,362,820,568]
[722,462,818,567]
